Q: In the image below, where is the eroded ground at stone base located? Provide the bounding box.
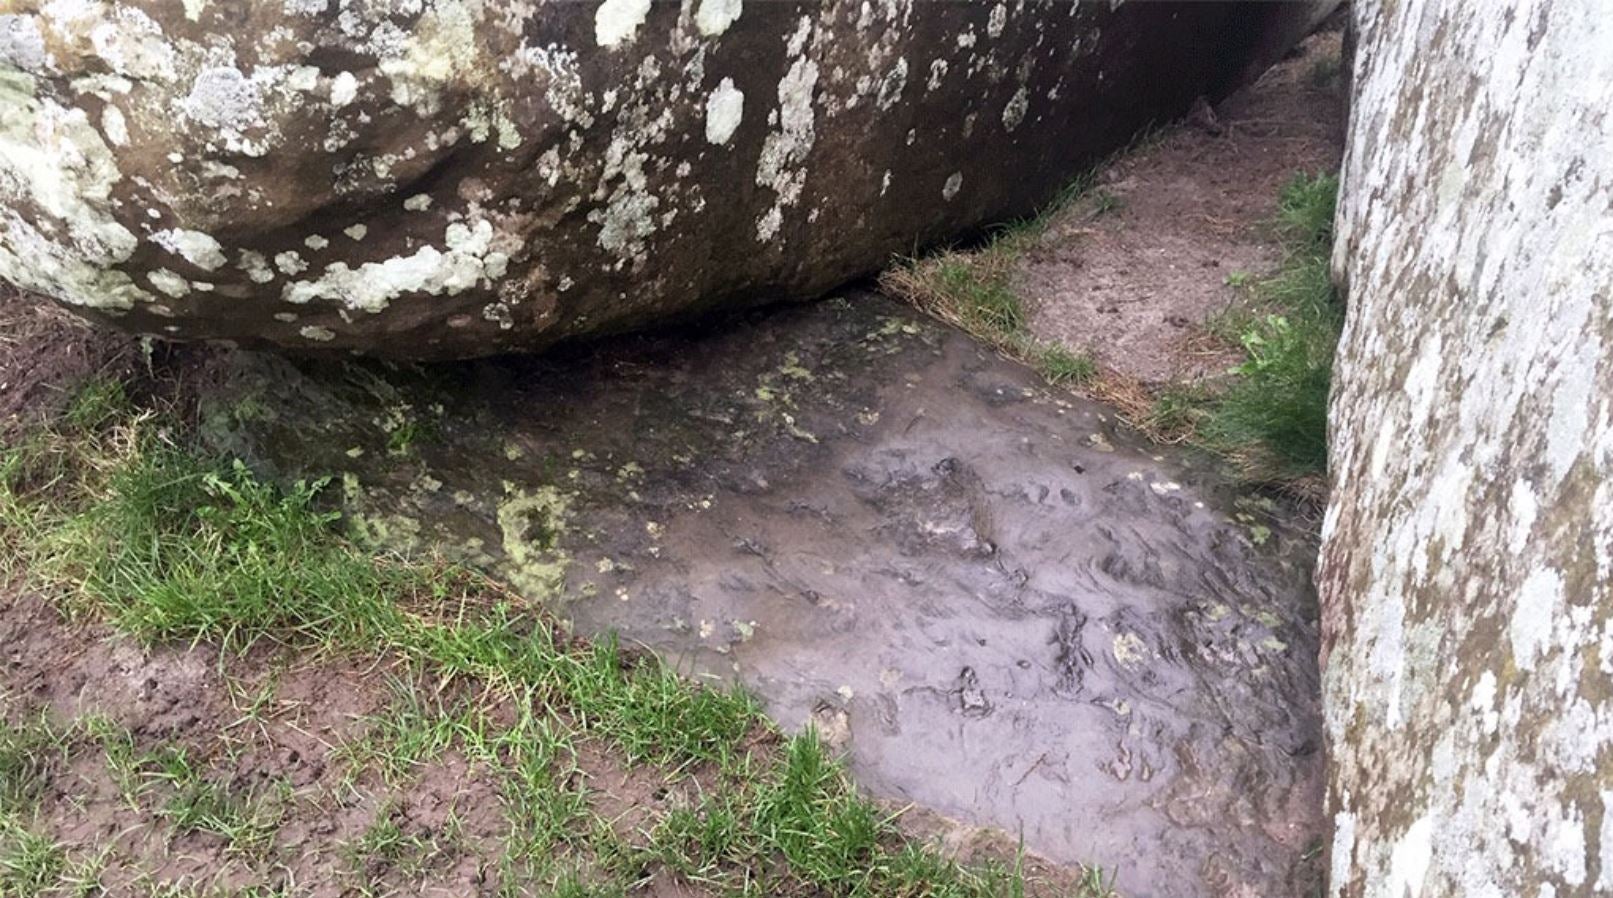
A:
[208,292,1325,898]
[1018,29,1347,387]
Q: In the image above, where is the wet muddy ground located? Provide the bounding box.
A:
[208,292,1325,898]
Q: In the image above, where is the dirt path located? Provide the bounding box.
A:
[1018,28,1347,386]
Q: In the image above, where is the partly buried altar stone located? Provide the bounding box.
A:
[1,0,1327,358]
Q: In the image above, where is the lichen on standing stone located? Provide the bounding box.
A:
[1320,3,1613,895]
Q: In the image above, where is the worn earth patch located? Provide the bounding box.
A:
[0,288,139,430]
[1016,30,1347,386]
[0,288,1112,897]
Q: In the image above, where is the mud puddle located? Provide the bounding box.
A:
[205,292,1323,898]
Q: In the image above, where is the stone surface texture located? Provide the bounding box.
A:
[1320,1,1613,896]
[1,0,1322,358]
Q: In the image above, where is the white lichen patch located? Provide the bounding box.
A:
[0,72,147,311]
[695,0,742,37]
[875,57,908,111]
[299,325,335,341]
[1508,568,1563,673]
[1111,632,1148,669]
[987,3,1008,38]
[595,0,652,48]
[151,228,225,271]
[237,251,273,284]
[704,77,744,145]
[0,14,50,71]
[274,251,308,276]
[329,71,358,107]
[178,66,263,133]
[281,220,510,313]
[1001,85,1029,132]
[376,0,484,117]
[588,138,661,263]
[100,105,127,146]
[146,269,189,298]
[754,18,819,241]
[942,172,962,200]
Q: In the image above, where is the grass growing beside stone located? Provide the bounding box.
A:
[0,383,1112,897]
[880,178,1101,390]
[1197,172,1341,482]
[883,167,1342,494]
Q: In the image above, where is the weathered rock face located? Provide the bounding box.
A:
[1320,2,1613,896]
[2,0,1319,358]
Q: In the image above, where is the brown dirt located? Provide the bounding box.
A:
[1017,29,1348,386]
[0,584,707,897]
[0,288,140,432]
[0,576,1099,896]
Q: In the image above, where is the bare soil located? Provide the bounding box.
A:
[0,293,139,431]
[0,588,657,897]
[1017,29,1348,386]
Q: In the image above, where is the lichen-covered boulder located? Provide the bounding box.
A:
[2,0,1320,358]
[1320,1,1613,895]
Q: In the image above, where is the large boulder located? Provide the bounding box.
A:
[2,0,1323,358]
[1321,2,1613,896]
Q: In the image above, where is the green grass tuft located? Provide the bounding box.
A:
[750,732,884,891]
[0,819,66,896]
[1200,171,1342,479]
[0,714,61,817]
[145,745,286,858]
[640,730,1091,898]
[345,804,430,883]
[551,636,758,767]
[1274,171,1338,256]
[931,258,1026,341]
[1035,345,1098,386]
[57,454,415,650]
[1202,313,1336,474]
[62,379,129,432]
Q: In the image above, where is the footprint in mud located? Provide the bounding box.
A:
[1051,606,1095,697]
[955,666,993,718]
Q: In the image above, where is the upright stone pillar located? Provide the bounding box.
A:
[1321,2,1613,895]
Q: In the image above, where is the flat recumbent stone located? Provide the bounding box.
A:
[0,0,1327,359]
